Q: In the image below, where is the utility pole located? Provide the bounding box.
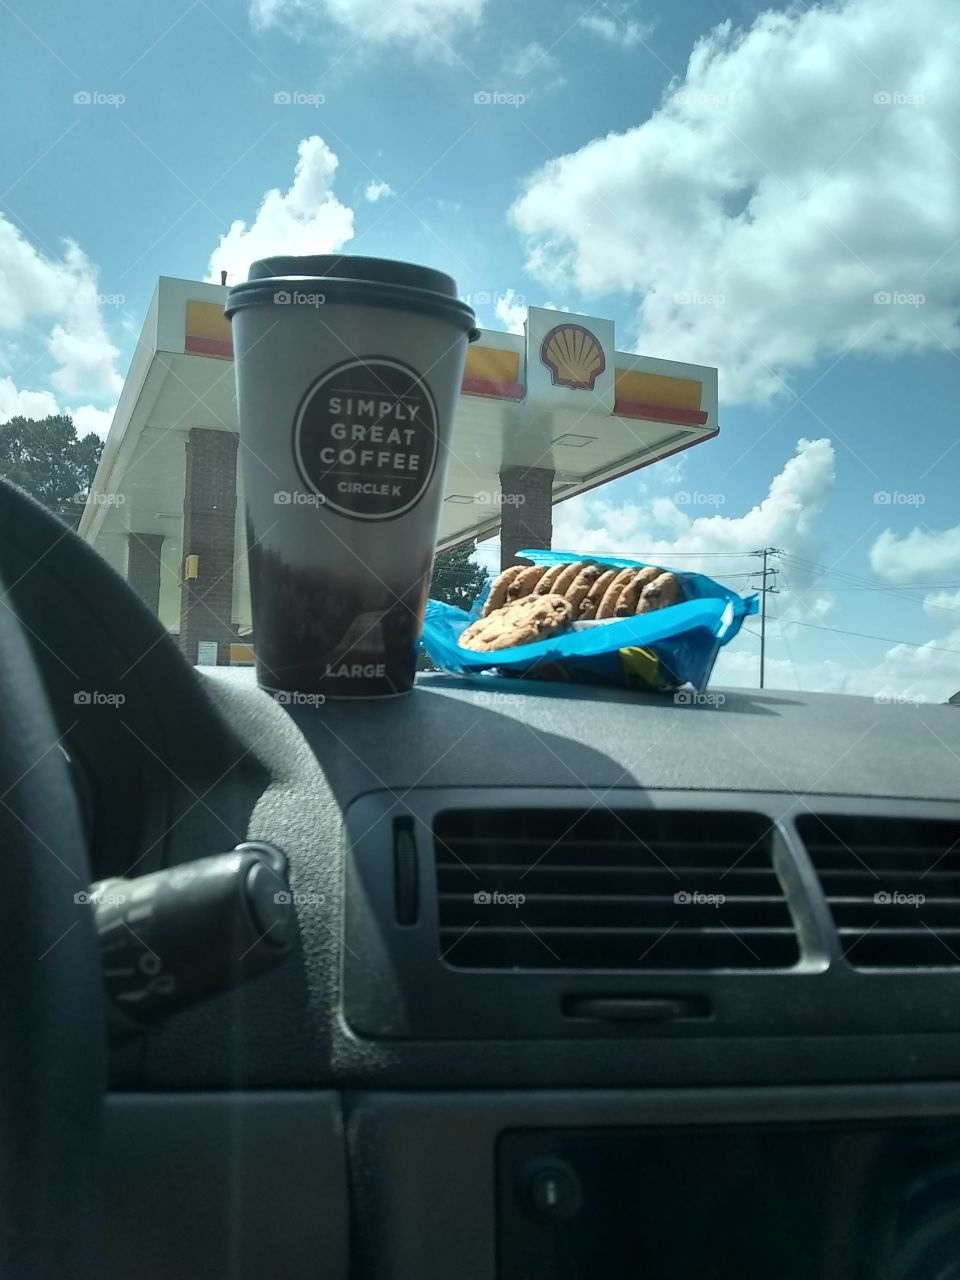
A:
[749,548,782,689]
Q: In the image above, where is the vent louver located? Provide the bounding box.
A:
[435,809,799,970]
[798,814,960,968]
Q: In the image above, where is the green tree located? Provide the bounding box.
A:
[0,415,104,529]
[430,541,489,610]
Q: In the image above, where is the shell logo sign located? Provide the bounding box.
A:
[540,323,606,391]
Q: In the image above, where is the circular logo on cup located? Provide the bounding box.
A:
[293,357,439,521]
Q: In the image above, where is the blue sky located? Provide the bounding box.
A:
[2,0,959,698]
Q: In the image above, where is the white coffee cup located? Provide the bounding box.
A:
[226,255,478,697]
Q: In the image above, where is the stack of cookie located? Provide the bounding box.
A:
[458,560,684,653]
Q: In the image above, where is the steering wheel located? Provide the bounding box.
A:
[0,560,105,1278]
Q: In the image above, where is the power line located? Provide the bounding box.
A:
[778,554,890,586]
[772,565,803,690]
[603,550,960,662]
[778,618,803,689]
[788,619,960,655]
[621,551,960,614]
[777,554,960,618]
[760,560,959,610]
[616,551,762,560]
[779,555,899,588]
[789,579,960,590]
[800,584,960,592]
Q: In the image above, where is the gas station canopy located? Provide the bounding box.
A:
[80,276,718,641]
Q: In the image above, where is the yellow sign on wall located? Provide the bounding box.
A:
[185,301,234,359]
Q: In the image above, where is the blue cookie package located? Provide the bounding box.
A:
[419,549,758,694]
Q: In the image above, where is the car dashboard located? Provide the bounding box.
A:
[98,669,960,1280]
[5,458,959,1278]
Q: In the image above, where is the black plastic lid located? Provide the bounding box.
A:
[225,254,479,340]
[247,254,458,295]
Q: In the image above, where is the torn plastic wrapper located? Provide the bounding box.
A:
[419,548,759,693]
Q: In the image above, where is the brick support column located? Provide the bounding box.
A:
[179,429,239,666]
[126,532,164,615]
[499,465,555,570]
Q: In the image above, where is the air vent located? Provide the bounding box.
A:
[435,809,799,970]
[798,814,960,968]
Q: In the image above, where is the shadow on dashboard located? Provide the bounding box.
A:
[417,672,802,717]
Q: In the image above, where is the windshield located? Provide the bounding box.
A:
[1,0,957,703]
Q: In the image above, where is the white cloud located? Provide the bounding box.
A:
[207,136,355,284]
[554,436,836,569]
[924,587,960,615]
[493,294,570,334]
[500,41,565,95]
[69,403,116,440]
[0,379,115,440]
[548,436,838,634]
[503,41,560,79]
[0,217,122,399]
[578,6,654,49]
[251,0,484,52]
[0,378,59,423]
[870,524,960,581]
[364,179,394,202]
[494,290,526,334]
[49,321,121,398]
[713,633,960,704]
[0,221,64,331]
[511,0,960,403]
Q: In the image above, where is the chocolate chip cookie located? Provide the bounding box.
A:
[506,563,548,601]
[564,564,604,614]
[481,564,525,616]
[579,569,617,619]
[615,566,661,616]
[533,563,568,594]
[459,593,574,652]
[596,567,637,618]
[637,571,684,613]
[552,560,589,596]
